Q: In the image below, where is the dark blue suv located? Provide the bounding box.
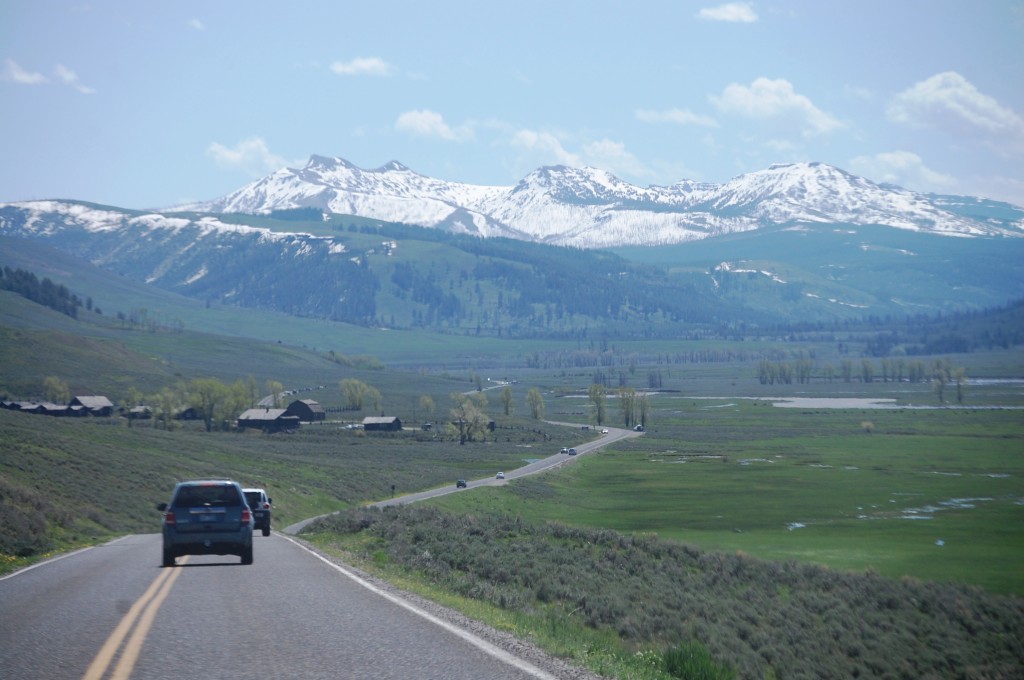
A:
[158,480,254,567]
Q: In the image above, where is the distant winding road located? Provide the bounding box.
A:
[288,423,641,531]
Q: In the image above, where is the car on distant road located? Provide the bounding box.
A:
[601,428,609,434]
[158,479,253,567]
[560,447,569,454]
[456,479,467,488]
[568,448,577,455]
[496,472,505,479]
[243,487,272,536]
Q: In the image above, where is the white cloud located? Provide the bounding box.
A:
[54,64,96,95]
[3,59,95,93]
[888,71,1024,154]
[582,139,654,179]
[506,130,653,180]
[2,58,48,85]
[635,108,718,127]
[849,150,957,192]
[711,77,843,136]
[510,130,582,167]
[207,137,293,176]
[763,138,799,154]
[330,57,395,77]
[189,19,206,31]
[697,2,758,22]
[395,110,472,141]
[512,69,533,86]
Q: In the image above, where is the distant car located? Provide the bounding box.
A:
[568,448,577,455]
[243,488,272,536]
[496,472,505,479]
[634,424,645,432]
[601,429,609,434]
[560,447,569,454]
[158,479,253,567]
[456,479,467,488]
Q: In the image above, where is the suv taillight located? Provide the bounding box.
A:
[262,502,270,509]
[164,510,176,525]
[240,508,251,524]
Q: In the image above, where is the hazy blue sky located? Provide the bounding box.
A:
[2,1,1023,208]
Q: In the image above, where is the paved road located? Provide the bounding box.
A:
[0,533,575,679]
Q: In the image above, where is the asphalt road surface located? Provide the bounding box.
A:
[0,532,597,680]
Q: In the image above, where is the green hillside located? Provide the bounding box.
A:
[613,222,1024,318]
[8,203,1024,340]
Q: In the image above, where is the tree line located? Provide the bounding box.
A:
[756,357,968,403]
[0,266,90,318]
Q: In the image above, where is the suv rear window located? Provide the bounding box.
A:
[174,484,242,507]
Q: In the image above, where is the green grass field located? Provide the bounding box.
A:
[432,398,1024,594]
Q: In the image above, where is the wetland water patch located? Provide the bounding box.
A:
[899,497,995,520]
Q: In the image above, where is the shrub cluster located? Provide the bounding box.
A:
[309,505,1024,679]
[0,475,74,556]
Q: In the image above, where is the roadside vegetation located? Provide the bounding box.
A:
[304,505,1023,680]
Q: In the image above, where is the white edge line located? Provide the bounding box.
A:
[0,536,132,577]
[278,533,560,680]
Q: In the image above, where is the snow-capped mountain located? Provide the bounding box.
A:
[175,155,517,239]
[173,156,1024,247]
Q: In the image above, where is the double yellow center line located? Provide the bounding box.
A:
[81,558,187,680]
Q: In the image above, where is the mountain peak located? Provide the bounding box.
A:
[305,154,354,171]
[377,160,411,173]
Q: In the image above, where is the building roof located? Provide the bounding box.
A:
[239,408,289,422]
[288,399,325,412]
[361,416,400,425]
[71,396,114,409]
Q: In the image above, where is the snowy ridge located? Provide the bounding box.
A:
[4,157,1023,249]
[175,155,513,239]
[701,163,995,236]
[3,200,301,240]
[171,156,1023,246]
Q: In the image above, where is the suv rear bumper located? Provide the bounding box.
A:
[164,528,253,556]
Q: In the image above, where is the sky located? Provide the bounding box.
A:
[2,1,1023,210]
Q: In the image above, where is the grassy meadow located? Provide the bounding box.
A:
[431,398,1024,594]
